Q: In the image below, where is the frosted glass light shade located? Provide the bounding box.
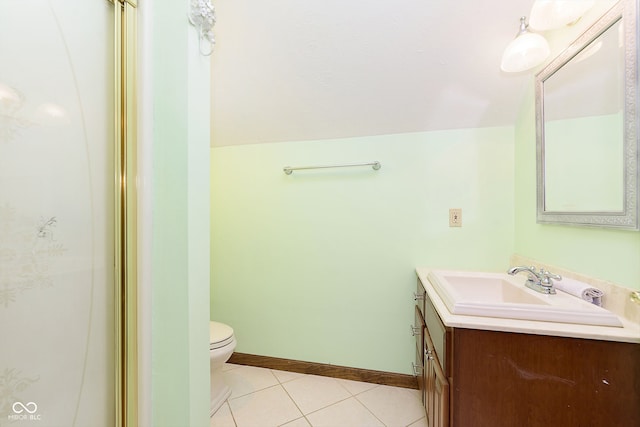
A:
[501,32,551,72]
[529,0,595,31]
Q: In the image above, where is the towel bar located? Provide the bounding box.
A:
[283,161,381,175]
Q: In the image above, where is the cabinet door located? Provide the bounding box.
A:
[416,347,425,405]
[425,292,448,375]
[414,306,426,362]
[425,332,449,427]
[424,348,435,426]
[413,307,427,404]
[431,356,449,427]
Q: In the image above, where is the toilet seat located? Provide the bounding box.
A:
[210,321,235,350]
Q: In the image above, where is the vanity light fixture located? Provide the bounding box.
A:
[501,16,551,72]
[529,0,595,31]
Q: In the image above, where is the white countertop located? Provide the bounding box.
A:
[416,267,640,344]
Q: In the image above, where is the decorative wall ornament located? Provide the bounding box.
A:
[188,0,216,56]
[0,205,66,308]
[36,217,57,240]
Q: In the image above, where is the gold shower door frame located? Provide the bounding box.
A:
[113,0,138,426]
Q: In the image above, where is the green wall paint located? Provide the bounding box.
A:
[211,128,514,374]
[186,39,212,427]
[152,1,210,425]
[514,85,640,290]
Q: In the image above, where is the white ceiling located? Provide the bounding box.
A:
[209,0,552,147]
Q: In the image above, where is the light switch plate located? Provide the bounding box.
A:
[449,208,462,227]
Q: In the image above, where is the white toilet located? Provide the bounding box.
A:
[210,321,236,416]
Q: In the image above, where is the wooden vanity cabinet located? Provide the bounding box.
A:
[415,277,640,427]
[450,328,640,426]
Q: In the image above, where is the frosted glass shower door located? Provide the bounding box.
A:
[0,1,115,425]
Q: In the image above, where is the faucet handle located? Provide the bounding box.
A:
[539,269,561,285]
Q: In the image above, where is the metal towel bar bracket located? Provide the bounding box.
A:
[283,161,381,175]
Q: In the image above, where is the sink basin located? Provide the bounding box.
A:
[427,270,623,327]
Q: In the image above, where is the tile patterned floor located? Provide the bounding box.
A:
[211,363,427,427]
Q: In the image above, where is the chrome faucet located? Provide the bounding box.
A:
[507,266,561,295]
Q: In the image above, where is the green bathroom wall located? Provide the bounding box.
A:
[211,128,514,374]
[152,1,211,426]
[513,85,640,290]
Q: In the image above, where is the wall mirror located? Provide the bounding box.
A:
[535,0,638,229]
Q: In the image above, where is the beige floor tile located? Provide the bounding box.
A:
[306,397,384,427]
[282,374,351,415]
[229,385,302,427]
[272,369,306,384]
[280,416,312,427]
[407,417,428,427]
[336,378,379,396]
[407,388,422,401]
[223,365,280,398]
[215,366,429,427]
[210,402,236,427]
[222,363,241,372]
[356,384,426,427]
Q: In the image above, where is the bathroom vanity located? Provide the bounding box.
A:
[413,268,640,427]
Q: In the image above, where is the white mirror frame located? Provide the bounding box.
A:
[535,0,639,230]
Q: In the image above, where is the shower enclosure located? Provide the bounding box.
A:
[0,0,137,425]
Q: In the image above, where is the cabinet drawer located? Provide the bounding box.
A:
[415,278,426,317]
